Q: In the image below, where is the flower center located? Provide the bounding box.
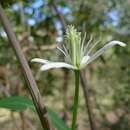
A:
[65,26,81,69]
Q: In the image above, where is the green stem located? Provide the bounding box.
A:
[71,70,80,130]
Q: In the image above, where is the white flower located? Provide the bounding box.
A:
[31,26,126,71]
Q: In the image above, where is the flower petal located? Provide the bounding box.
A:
[31,58,51,64]
[87,40,126,64]
[40,62,76,71]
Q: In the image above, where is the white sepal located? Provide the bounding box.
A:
[81,55,90,66]
[31,58,51,64]
[87,40,126,64]
[40,62,76,71]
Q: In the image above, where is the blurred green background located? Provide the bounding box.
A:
[0,0,130,130]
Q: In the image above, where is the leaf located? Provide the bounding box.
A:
[47,108,71,130]
[0,96,70,130]
[0,96,35,112]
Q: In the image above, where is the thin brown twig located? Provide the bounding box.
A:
[80,70,96,130]
[50,1,66,31]
[19,1,25,25]
[0,4,53,130]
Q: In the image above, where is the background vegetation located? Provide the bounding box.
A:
[0,0,130,130]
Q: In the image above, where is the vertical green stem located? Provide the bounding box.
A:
[71,70,80,130]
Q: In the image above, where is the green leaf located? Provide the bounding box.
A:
[0,96,35,111]
[47,107,71,130]
[0,96,70,130]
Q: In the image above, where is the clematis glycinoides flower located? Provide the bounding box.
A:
[31,25,126,130]
[31,26,126,71]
